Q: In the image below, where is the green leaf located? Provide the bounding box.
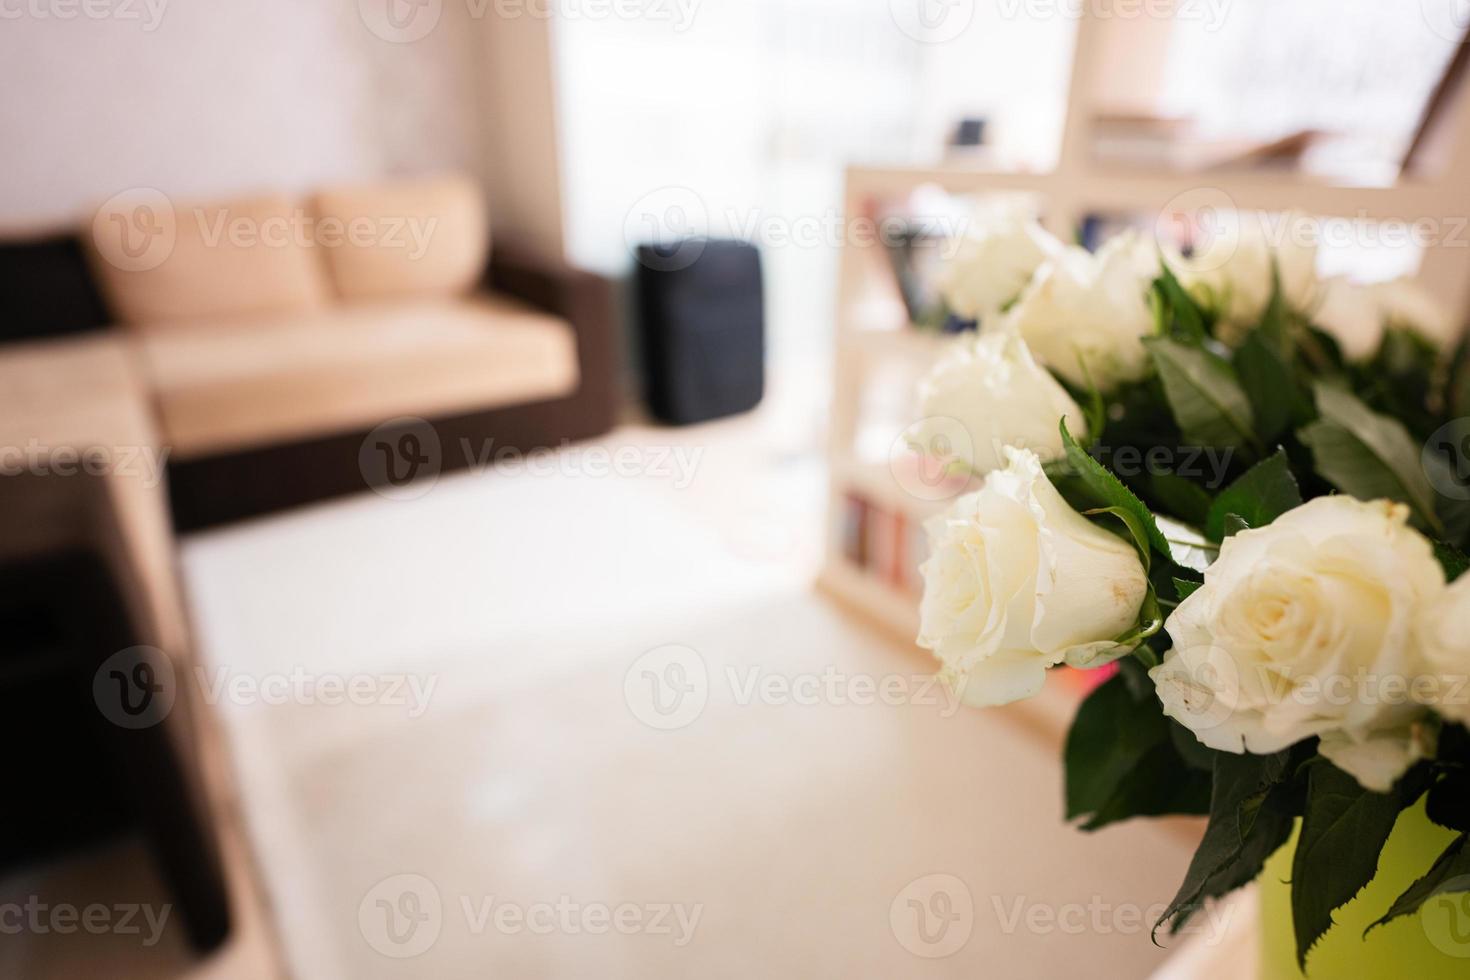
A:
[1437,542,1469,582]
[1145,337,1260,452]
[1064,672,1210,831]
[1449,335,1470,421]
[1290,761,1427,969]
[1065,673,1166,821]
[1150,471,1215,527]
[1425,453,1470,546]
[1060,420,1173,561]
[1205,448,1303,542]
[1298,383,1444,534]
[1222,513,1252,538]
[1377,327,1438,380]
[1116,654,1155,699]
[1428,767,1470,832]
[1366,834,1470,934]
[1169,719,1217,771]
[1355,328,1441,451]
[1234,329,1299,443]
[1256,259,1292,361]
[1439,501,1470,550]
[1172,577,1202,601]
[1156,750,1296,937]
[1072,359,1108,444]
[1299,325,1347,376]
[1083,741,1212,830]
[1155,261,1207,345]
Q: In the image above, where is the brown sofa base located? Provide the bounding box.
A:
[166,248,621,531]
[166,393,616,531]
[0,550,231,952]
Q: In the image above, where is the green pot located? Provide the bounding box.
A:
[1259,799,1469,978]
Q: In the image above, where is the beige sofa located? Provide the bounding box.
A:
[25,172,620,528]
[91,176,583,465]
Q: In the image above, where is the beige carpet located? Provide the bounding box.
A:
[179,421,1206,978]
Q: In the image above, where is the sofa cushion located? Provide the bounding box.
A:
[89,192,329,326]
[0,334,190,658]
[134,294,578,459]
[0,234,112,342]
[311,175,488,303]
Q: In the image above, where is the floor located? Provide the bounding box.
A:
[4,405,1207,978]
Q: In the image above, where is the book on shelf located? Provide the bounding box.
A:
[902,516,928,597]
[840,485,932,598]
[841,492,867,568]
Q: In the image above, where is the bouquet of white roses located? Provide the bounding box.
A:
[914,202,1470,968]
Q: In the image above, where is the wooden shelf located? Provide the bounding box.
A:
[834,458,961,523]
[816,556,920,645]
[845,161,1461,223]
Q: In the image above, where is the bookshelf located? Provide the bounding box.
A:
[818,14,1470,740]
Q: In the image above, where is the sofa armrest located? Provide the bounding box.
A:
[486,247,620,433]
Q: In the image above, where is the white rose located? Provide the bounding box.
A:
[1375,277,1460,350]
[1182,210,1318,332]
[1416,575,1470,725]
[938,198,1062,321]
[1002,229,1159,391]
[1314,276,1385,361]
[919,447,1149,707]
[1313,276,1459,361]
[1151,497,1445,791]
[913,332,1087,475]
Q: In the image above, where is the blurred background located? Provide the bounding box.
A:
[2,1,1468,977]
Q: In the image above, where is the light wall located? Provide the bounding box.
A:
[0,0,561,254]
[480,9,567,263]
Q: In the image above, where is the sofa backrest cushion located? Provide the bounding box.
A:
[0,234,112,342]
[310,175,488,302]
[88,192,329,328]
